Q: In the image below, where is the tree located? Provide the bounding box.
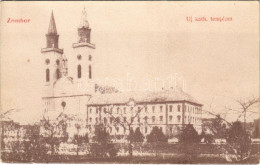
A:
[72,123,89,157]
[200,131,214,144]
[201,95,259,162]
[72,134,89,157]
[147,126,167,143]
[252,119,260,138]
[40,114,68,156]
[104,99,146,158]
[236,96,259,130]
[226,121,252,162]
[19,124,48,162]
[147,126,167,157]
[178,124,201,163]
[90,124,118,158]
[132,127,144,143]
[23,135,48,162]
[202,115,228,139]
[179,124,200,143]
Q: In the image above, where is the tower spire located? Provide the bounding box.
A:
[79,7,89,28]
[48,10,57,34]
[44,11,61,49]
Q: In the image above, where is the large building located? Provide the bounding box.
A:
[41,8,203,142]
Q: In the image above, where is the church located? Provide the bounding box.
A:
[41,8,203,142]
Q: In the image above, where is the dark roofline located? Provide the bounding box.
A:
[87,100,203,107]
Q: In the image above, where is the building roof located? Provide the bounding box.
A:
[88,89,202,106]
[48,11,57,34]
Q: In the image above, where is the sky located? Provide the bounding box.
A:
[1,1,259,123]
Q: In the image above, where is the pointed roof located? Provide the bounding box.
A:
[79,7,89,28]
[48,11,57,34]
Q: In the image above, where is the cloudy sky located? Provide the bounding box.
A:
[1,1,259,123]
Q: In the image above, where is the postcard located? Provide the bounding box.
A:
[0,1,259,164]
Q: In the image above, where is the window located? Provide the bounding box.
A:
[117,107,120,114]
[89,55,92,61]
[145,127,147,133]
[77,65,81,78]
[89,65,92,79]
[45,59,50,65]
[124,107,126,114]
[89,117,92,123]
[178,105,181,112]
[95,117,98,124]
[160,106,163,112]
[56,69,60,79]
[160,116,163,121]
[96,109,98,114]
[177,116,181,123]
[169,105,172,112]
[110,117,113,123]
[152,106,155,113]
[169,115,173,121]
[116,117,120,123]
[46,69,50,82]
[77,54,82,60]
[104,117,107,124]
[116,127,119,132]
[145,106,147,113]
[89,108,92,113]
[104,108,107,113]
[56,59,60,65]
[152,116,155,123]
[144,116,148,122]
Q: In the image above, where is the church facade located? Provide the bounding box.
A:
[41,8,203,142]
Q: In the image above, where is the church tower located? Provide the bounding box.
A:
[41,11,65,97]
[72,7,95,93]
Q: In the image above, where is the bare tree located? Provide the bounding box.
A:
[101,98,147,158]
[201,95,259,162]
[40,113,68,155]
[236,95,259,130]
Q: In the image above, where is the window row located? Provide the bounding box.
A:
[77,54,92,61]
[45,69,61,82]
[77,65,92,79]
[88,104,201,114]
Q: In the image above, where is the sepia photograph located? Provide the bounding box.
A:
[0,1,259,164]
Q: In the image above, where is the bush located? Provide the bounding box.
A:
[179,124,200,143]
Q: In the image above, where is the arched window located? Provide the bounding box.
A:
[56,69,60,79]
[169,115,173,121]
[169,105,173,112]
[177,116,181,122]
[152,116,155,123]
[46,69,50,82]
[78,65,81,78]
[77,54,82,60]
[56,59,60,65]
[89,65,92,79]
[178,105,181,112]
